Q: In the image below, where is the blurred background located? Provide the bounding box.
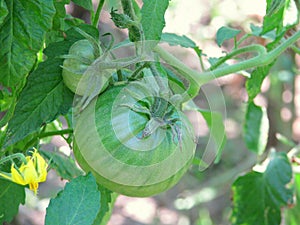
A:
[7,0,300,224]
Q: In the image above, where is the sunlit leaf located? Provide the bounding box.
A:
[231,152,293,225]
[161,33,197,48]
[216,26,241,47]
[141,0,169,41]
[0,0,55,88]
[243,102,269,155]
[45,173,101,225]
[246,65,272,101]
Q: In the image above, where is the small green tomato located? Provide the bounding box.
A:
[62,39,102,96]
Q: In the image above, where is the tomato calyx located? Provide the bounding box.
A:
[149,98,184,148]
[120,86,183,147]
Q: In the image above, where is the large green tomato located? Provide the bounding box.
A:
[73,78,196,197]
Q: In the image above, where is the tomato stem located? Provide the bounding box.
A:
[38,129,73,139]
[208,45,266,71]
[92,54,149,70]
[130,62,149,79]
[92,0,105,28]
[149,63,169,95]
[121,0,138,22]
[154,30,300,99]
[121,0,145,56]
[116,69,123,81]
[291,45,300,54]
[0,153,27,165]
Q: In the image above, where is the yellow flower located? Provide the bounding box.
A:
[0,149,48,194]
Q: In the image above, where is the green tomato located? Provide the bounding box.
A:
[73,79,196,197]
[62,39,102,96]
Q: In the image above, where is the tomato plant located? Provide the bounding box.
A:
[0,0,300,224]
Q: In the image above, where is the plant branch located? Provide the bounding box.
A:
[208,45,266,70]
[121,0,138,21]
[0,153,27,165]
[121,0,144,55]
[290,44,300,54]
[38,129,73,139]
[93,54,150,71]
[149,63,169,95]
[130,62,149,79]
[236,33,252,47]
[92,0,105,28]
[154,30,300,99]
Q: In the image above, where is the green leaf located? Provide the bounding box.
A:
[40,150,83,180]
[243,102,269,155]
[246,65,272,101]
[111,9,134,29]
[50,24,100,54]
[140,0,169,41]
[112,1,141,42]
[262,0,299,34]
[266,0,286,16]
[161,33,204,60]
[52,0,70,30]
[0,0,55,88]
[46,0,85,44]
[0,179,25,224]
[250,24,264,36]
[51,0,70,32]
[45,173,101,225]
[4,49,73,147]
[92,186,118,225]
[250,24,277,40]
[0,0,8,25]
[72,0,93,11]
[131,0,142,20]
[160,33,205,68]
[262,0,285,34]
[216,26,241,47]
[161,32,197,48]
[231,152,293,225]
[0,87,13,112]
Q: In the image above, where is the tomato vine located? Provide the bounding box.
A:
[0,0,299,224]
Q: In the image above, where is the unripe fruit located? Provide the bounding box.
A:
[74,80,196,197]
[62,39,101,95]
